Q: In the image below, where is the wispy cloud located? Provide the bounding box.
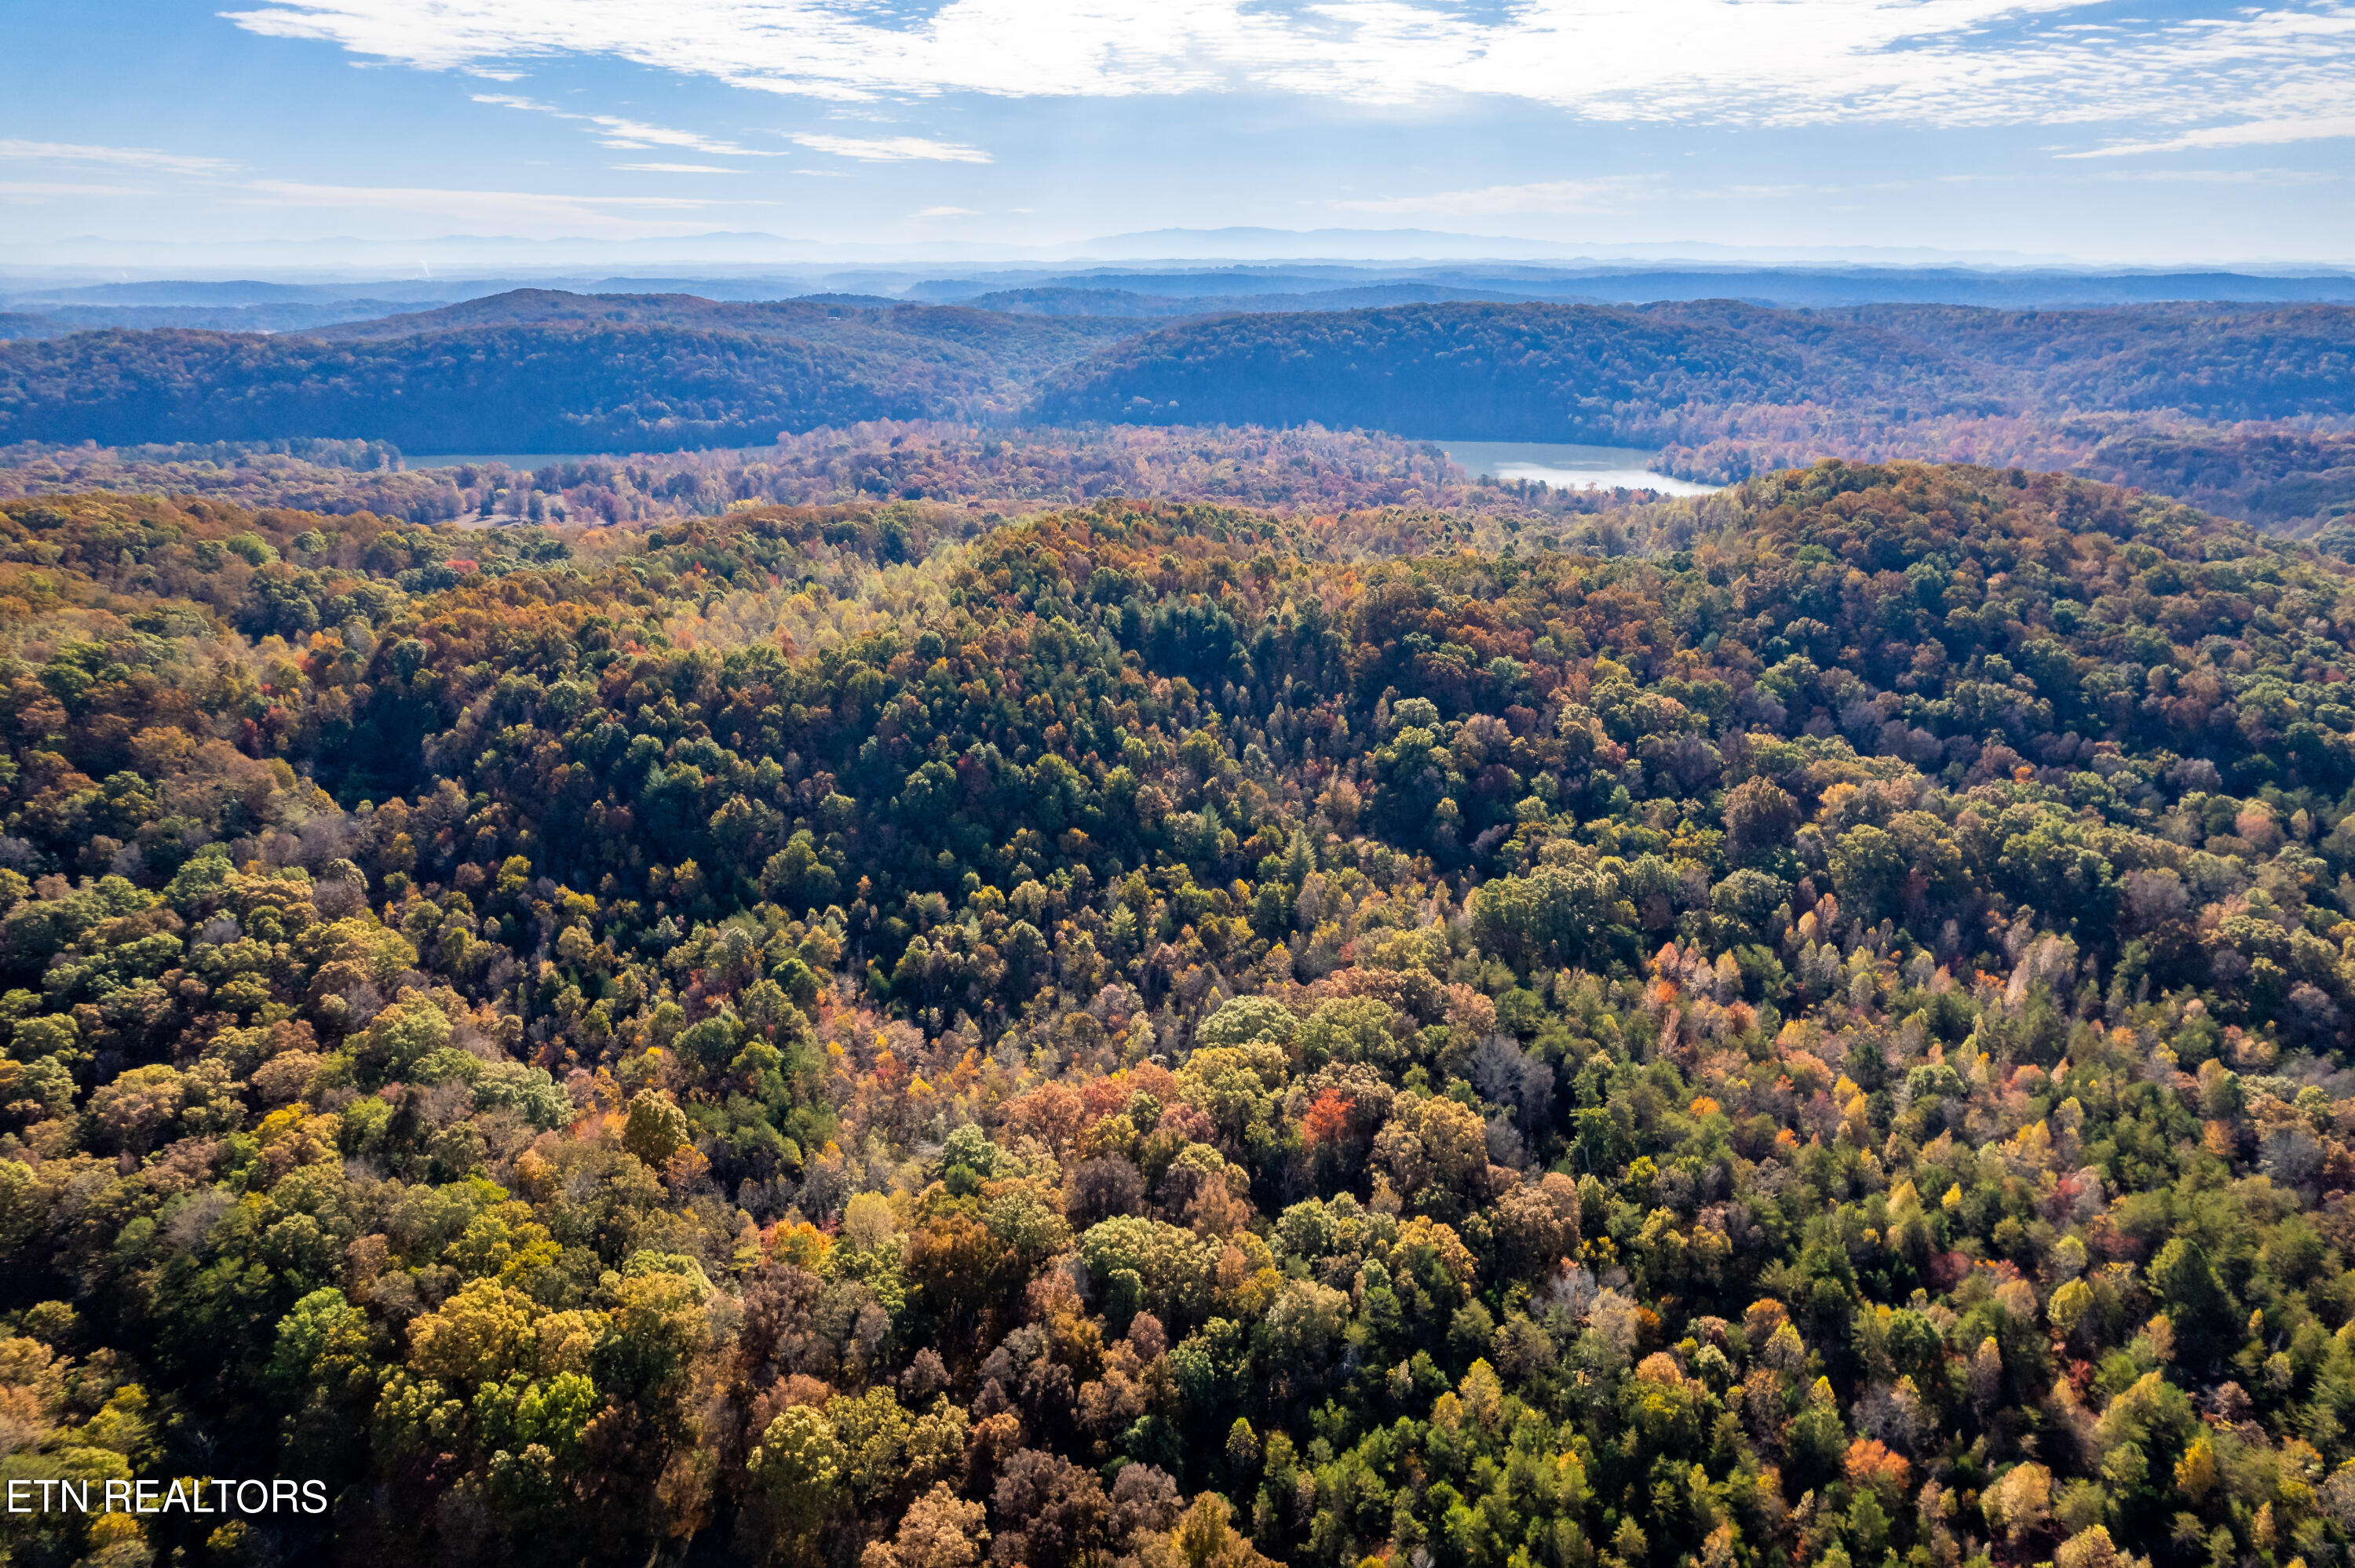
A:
[2061,111,2355,158]
[0,138,235,175]
[790,133,990,163]
[612,162,745,173]
[220,0,2355,138]
[1332,177,1643,217]
[0,180,166,199]
[1697,184,1842,201]
[239,179,711,207]
[229,179,731,235]
[473,93,785,155]
[0,144,757,233]
[2094,166,2339,184]
[911,205,980,217]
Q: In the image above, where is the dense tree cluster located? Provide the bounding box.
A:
[1660,418,2355,537]
[1825,305,2355,425]
[2083,427,2355,539]
[1656,413,2102,497]
[0,301,429,341]
[13,460,2355,1568]
[0,439,447,517]
[9,294,2351,505]
[0,326,950,452]
[1035,304,2355,534]
[1036,301,2355,440]
[0,294,1137,453]
[0,425,1648,531]
[306,292,1137,375]
[1035,301,1908,441]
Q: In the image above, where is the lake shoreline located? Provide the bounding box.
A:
[1431,438,1722,497]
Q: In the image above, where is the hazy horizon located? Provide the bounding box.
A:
[5,227,2353,290]
[7,0,2355,270]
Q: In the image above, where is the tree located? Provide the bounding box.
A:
[1725,779,1799,867]
[865,1484,989,1568]
[1982,1462,2053,1547]
[750,1405,847,1548]
[1136,1493,1281,1568]
[623,1090,692,1168]
[2147,1238,2234,1368]
[991,1449,1108,1568]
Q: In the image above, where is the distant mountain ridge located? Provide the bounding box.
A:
[305,288,1137,355]
[951,283,1572,317]
[3,293,2351,519]
[908,263,2355,309]
[0,290,1142,451]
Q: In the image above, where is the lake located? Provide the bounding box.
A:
[398,440,1724,498]
[1436,440,1720,497]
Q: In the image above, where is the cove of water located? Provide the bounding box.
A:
[1436,439,1720,497]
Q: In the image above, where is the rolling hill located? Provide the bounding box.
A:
[1032,299,2355,441]
[0,292,1141,452]
[4,294,2350,526]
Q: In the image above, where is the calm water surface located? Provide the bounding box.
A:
[1437,440,1719,497]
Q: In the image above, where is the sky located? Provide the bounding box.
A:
[2,0,2353,269]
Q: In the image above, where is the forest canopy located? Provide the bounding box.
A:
[0,425,1651,531]
[10,461,2355,1568]
[5,295,2352,523]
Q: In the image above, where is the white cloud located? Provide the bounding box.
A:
[473,93,785,155]
[790,133,991,162]
[2061,111,2355,158]
[912,205,980,217]
[218,0,2355,136]
[0,139,234,175]
[612,162,745,173]
[1332,177,1642,216]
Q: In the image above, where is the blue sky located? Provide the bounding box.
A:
[2,0,2352,267]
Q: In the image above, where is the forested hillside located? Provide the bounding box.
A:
[8,296,2352,520]
[2080,426,2355,534]
[1832,305,2355,421]
[0,425,1646,528]
[308,291,1138,374]
[1033,301,1954,443]
[0,325,950,451]
[1036,301,2355,442]
[0,301,435,339]
[1030,301,2355,531]
[13,461,2355,1566]
[1658,418,2355,538]
[0,296,1135,453]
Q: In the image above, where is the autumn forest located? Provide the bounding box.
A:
[0,410,2352,1568]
